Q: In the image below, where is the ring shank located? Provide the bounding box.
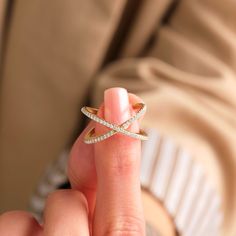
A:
[81,103,148,144]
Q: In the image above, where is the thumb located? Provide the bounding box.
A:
[93,87,145,236]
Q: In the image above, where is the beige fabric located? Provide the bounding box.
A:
[91,1,236,235]
[0,0,235,235]
[0,0,127,211]
[120,0,172,57]
[0,0,7,55]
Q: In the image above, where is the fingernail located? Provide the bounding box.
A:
[104,87,130,124]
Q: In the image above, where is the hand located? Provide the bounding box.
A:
[0,88,145,236]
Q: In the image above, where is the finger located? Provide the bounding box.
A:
[68,94,142,217]
[128,92,145,122]
[67,121,97,213]
[0,211,42,236]
[93,87,145,236]
[128,92,144,104]
[43,190,89,236]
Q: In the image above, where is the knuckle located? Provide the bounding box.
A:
[46,189,66,204]
[68,165,95,191]
[0,211,32,222]
[47,189,72,201]
[46,189,88,209]
[0,211,37,229]
[72,190,88,206]
[105,215,145,236]
[109,147,140,176]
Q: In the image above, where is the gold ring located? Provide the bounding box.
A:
[81,103,148,144]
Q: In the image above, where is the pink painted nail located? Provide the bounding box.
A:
[104,87,130,125]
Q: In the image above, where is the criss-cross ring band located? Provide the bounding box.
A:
[81,103,148,144]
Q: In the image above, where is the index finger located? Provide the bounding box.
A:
[93,88,145,236]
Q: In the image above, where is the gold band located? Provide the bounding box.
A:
[81,103,148,144]
[84,127,148,144]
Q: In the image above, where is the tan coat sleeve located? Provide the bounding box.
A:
[0,0,127,211]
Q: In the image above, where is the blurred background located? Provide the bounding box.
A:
[0,0,235,235]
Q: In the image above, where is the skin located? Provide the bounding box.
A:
[0,88,146,236]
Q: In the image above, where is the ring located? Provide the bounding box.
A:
[81,103,148,144]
